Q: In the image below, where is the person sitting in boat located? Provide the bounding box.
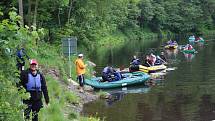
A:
[143,55,151,67]
[160,52,167,62]
[112,71,122,81]
[198,37,204,42]
[102,66,115,82]
[130,55,141,66]
[155,52,167,65]
[173,41,178,45]
[184,44,194,50]
[129,55,141,72]
[195,36,201,42]
[154,56,162,65]
[149,53,156,66]
[186,44,193,50]
[167,39,174,45]
[184,44,188,50]
[189,35,195,42]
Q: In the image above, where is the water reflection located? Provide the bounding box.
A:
[105,92,125,106]
[199,95,215,121]
[165,49,178,58]
[84,36,215,121]
[183,53,195,62]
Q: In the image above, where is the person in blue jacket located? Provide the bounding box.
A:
[113,71,122,81]
[102,66,114,82]
[130,55,141,66]
[20,59,49,121]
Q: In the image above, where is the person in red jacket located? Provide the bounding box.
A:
[20,59,49,121]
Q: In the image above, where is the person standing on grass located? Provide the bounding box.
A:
[75,54,87,92]
[20,59,49,121]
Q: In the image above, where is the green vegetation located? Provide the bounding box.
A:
[1,0,215,120]
[2,0,215,50]
[0,10,99,121]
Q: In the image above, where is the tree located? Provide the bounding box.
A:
[18,0,24,26]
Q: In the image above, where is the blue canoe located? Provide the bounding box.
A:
[85,72,150,89]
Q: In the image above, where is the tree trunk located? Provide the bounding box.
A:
[67,0,74,23]
[58,8,61,26]
[27,0,32,27]
[18,0,24,26]
[33,0,38,27]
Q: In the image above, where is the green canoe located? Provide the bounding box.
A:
[85,72,150,89]
[182,49,196,54]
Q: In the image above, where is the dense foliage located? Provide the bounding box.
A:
[0,11,99,121]
[1,0,215,120]
[1,0,215,48]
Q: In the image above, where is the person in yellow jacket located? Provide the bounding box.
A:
[75,54,87,91]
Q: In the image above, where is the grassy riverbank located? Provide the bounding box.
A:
[32,43,100,121]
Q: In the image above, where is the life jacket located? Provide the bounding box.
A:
[131,59,140,65]
[155,58,162,65]
[26,73,41,91]
[113,72,122,81]
[188,45,193,50]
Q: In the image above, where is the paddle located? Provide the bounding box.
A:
[146,61,152,67]
[156,56,167,65]
[86,61,96,67]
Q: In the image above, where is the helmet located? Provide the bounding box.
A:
[30,59,38,65]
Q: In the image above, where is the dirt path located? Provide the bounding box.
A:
[43,67,98,113]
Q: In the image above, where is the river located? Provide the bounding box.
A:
[83,36,215,121]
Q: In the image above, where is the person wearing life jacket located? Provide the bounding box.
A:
[184,44,193,50]
[188,44,193,50]
[130,55,141,66]
[195,36,201,42]
[16,47,30,72]
[159,52,167,62]
[143,55,151,67]
[167,39,174,45]
[102,66,115,82]
[75,54,87,92]
[19,59,49,121]
[154,52,167,65]
[129,55,141,72]
[189,35,195,42]
[149,53,156,66]
[112,70,122,81]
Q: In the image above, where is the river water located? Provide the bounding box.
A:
[83,36,215,121]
